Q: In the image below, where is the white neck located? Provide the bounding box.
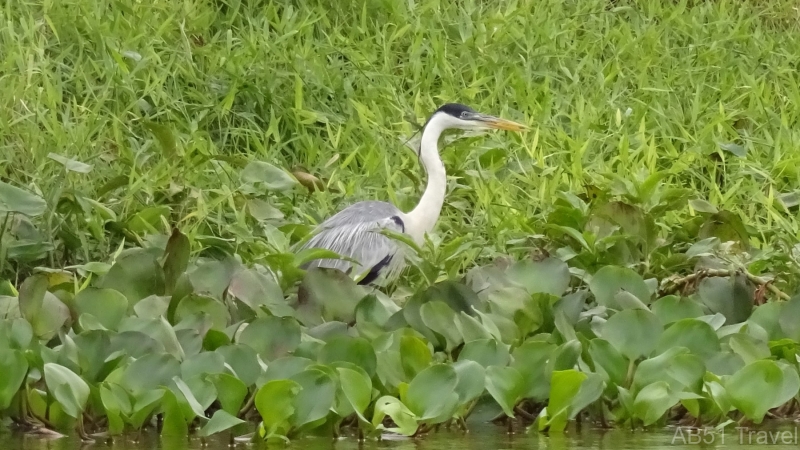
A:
[406,114,450,244]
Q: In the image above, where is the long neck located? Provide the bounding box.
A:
[407,115,448,244]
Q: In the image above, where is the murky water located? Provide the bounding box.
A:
[5,421,800,450]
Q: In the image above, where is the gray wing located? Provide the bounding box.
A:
[299,201,407,284]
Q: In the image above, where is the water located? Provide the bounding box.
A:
[4,422,800,450]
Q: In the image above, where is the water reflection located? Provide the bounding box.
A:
[3,422,800,450]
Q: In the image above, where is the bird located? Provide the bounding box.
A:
[297,103,527,286]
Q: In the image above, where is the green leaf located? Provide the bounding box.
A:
[255,379,301,437]
[588,338,628,387]
[0,181,47,216]
[651,295,705,325]
[74,288,128,330]
[290,368,336,428]
[724,360,783,423]
[121,353,180,396]
[336,367,372,421]
[175,295,230,331]
[241,161,298,191]
[372,396,418,436]
[18,274,47,323]
[452,360,485,405]
[505,257,571,296]
[688,199,718,214]
[400,334,431,380]
[212,373,248,415]
[216,344,262,386]
[161,388,189,436]
[633,381,679,426]
[601,309,662,360]
[163,228,190,295]
[656,318,720,358]
[48,152,93,173]
[237,316,301,361]
[544,369,587,432]
[318,335,377,377]
[98,248,165,306]
[727,333,771,364]
[697,276,752,325]
[420,301,463,351]
[405,364,459,422]
[199,409,245,437]
[457,338,509,368]
[228,266,291,317]
[589,266,651,309]
[0,349,28,409]
[44,363,90,419]
[511,340,556,400]
[485,366,524,418]
[633,347,705,393]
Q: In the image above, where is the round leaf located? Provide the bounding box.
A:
[601,309,663,360]
[74,288,128,330]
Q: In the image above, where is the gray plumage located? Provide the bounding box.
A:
[299,200,408,285]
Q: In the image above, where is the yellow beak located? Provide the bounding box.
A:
[481,116,529,132]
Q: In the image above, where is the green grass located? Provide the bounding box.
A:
[5,1,800,441]
[3,0,800,289]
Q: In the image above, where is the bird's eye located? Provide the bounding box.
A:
[460,111,469,118]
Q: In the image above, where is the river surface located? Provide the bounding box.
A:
[4,421,800,450]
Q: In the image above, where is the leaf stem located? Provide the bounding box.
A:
[659,268,790,301]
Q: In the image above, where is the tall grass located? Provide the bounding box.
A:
[2,0,800,288]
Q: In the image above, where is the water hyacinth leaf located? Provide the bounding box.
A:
[650,295,705,325]
[172,376,207,418]
[175,295,230,331]
[99,385,125,434]
[260,356,313,386]
[697,276,753,325]
[544,369,587,432]
[0,349,28,409]
[298,268,366,324]
[121,353,181,396]
[632,347,704,393]
[452,360,485,404]
[318,335,377,377]
[405,364,459,421]
[485,366,524,418]
[228,266,291,317]
[44,363,90,419]
[512,340,556,400]
[216,344,262,386]
[161,388,189,436]
[290,369,336,428]
[633,381,679,426]
[213,373,248,415]
[30,291,70,341]
[238,316,301,361]
[372,396,418,436]
[588,338,627,387]
[589,265,651,309]
[74,288,128,330]
[456,311,493,342]
[187,257,239,300]
[336,367,372,421]
[777,295,800,341]
[457,338,509,368]
[420,301,464,351]
[199,409,245,437]
[400,335,432,380]
[505,257,571,296]
[724,360,783,423]
[547,339,582,373]
[119,316,185,360]
[773,361,800,411]
[601,309,662,360]
[18,274,47,320]
[656,318,720,358]
[569,373,604,419]
[97,248,165,305]
[241,161,298,191]
[181,352,225,380]
[727,333,771,364]
[255,379,301,436]
[10,317,33,349]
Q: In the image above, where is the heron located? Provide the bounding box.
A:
[298,103,527,286]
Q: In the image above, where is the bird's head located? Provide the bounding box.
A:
[429,103,528,132]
